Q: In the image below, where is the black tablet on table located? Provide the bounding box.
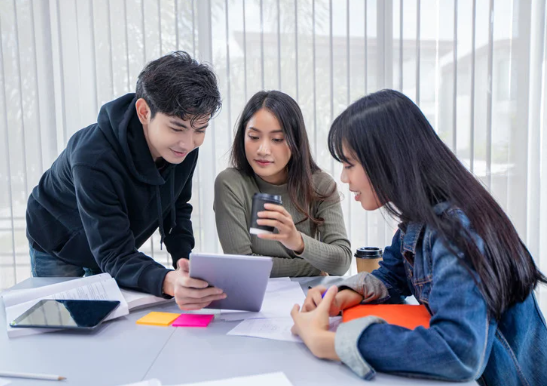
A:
[10,299,121,330]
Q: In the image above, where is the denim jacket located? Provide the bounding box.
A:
[334,203,547,385]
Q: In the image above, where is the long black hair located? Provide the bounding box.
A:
[328,89,546,319]
[231,90,334,225]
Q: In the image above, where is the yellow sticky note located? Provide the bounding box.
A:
[136,312,180,327]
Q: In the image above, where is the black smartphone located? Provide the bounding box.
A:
[10,299,121,330]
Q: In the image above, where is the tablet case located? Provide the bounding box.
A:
[189,253,273,312]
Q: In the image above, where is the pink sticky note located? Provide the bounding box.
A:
[172,313,214,327]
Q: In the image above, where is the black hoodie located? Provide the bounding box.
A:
[26,93,197,296]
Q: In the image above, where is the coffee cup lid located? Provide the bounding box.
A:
[253,193,282,204]
[354,247,382,259]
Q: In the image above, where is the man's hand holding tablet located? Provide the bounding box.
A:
[163,258,227,311]
[189,253,273,312]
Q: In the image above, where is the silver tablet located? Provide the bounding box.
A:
[189,252,273,312]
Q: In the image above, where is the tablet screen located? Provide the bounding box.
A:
[10,299,121,329]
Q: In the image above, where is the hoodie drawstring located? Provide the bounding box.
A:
[156,175,177,250]
[170,177,177,232]
[156,186,165,250]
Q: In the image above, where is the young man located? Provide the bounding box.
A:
[26,51,225,309]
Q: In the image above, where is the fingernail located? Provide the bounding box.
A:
[216,289,223,294]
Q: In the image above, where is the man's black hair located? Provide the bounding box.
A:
[136,51,221,125]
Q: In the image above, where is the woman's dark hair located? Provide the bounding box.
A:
[328,89,546,319]
[136,51,222,125]
[231,90,334,225]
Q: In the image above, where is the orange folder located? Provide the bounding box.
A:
[342,304,431,330]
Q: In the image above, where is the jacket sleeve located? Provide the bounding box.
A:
[337,230,409,306]
[335,229,495,381]
[369,229,413,301]
[163,152,197,267]
[73,164,170,297]
[336,271,390,304]
[214,171,321,277]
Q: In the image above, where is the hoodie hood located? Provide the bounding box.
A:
[97,93,179,248]
[97,93,170,186]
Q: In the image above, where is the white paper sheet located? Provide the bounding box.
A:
[219,279,306,321]
[267,277,291,282]
[119,288,173,311]
[175,372,293,386]
[263,279,302,293]
[117,372,293,386]
[117,379,162,386]
[227,317,302,342]
[227,316,342,343]
[2,273,114,307]
[3,274,128,338]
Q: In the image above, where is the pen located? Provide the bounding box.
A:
[0,371,66,381]
[307,286,327,299]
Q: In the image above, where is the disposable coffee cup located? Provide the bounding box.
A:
[250,193,283,235]
[355,247,383,273]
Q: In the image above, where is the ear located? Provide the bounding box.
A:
[135,98,151,125]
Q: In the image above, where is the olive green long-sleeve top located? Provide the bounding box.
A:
[213,168,352,277]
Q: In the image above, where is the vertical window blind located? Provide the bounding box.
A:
[1,0,546,314]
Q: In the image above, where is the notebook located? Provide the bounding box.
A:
[342,304,431,330]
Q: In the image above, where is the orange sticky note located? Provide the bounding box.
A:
[136,312,180,327]
[342,304,431,330]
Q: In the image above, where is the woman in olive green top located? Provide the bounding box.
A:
[214,91,352,277]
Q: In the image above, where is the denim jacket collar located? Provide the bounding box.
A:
[398,202,453,254]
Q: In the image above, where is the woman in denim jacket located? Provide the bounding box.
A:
[290,89,547,385]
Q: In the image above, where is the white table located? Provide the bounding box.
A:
[0,277,477,386]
